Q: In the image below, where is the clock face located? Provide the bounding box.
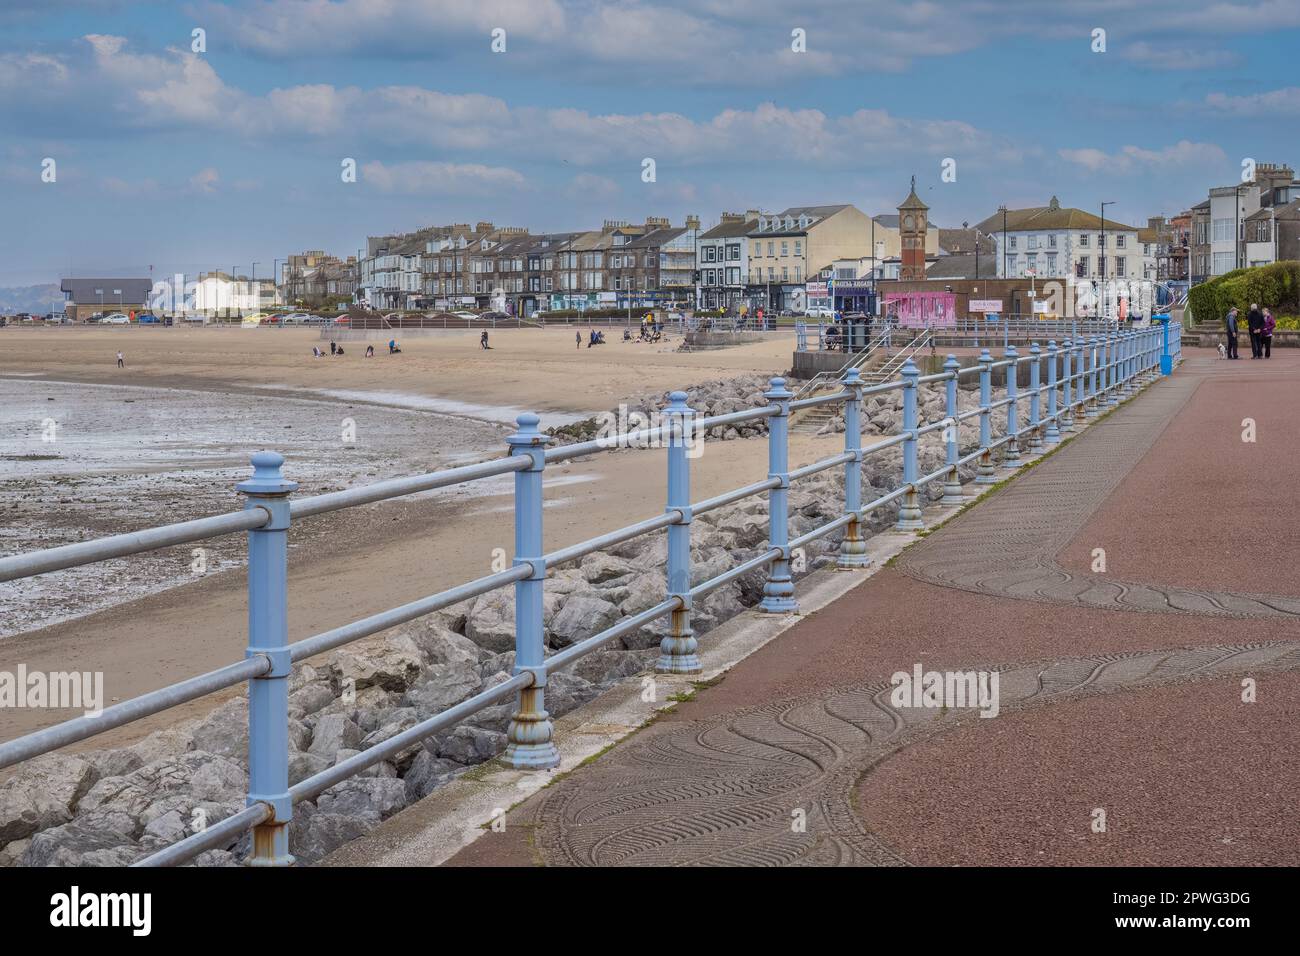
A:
[903,214,915,230]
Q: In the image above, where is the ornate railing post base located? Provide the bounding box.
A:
[837,518,871,568]
[505,684,560,770]
[975,450,997,484]
[656,608,700,674]
[940,467,964,505]
[758,575,798,613]
[1003,439,1021,468]
[895,488,925,530]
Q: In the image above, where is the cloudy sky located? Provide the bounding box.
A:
[2,0,1298,286]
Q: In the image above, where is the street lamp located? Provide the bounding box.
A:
[998,204,1008,279]
[1100,201,1114,324]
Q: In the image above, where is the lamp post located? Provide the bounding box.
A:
[999,205,1008,279]
[1100,201,1114,325]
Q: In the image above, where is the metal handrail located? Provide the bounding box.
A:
[794,329,891,399]
[0,322,1180,868]
[863,330,932,384]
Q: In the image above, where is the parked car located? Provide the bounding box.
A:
[279,313,313,325]
[804,306,834,319]
[104,313,130,325]
[450,310,478,320]
[137,313,161,323]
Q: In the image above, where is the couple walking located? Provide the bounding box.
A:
[1224,303,1276,359]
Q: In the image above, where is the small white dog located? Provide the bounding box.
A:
[1217,342,1227,359]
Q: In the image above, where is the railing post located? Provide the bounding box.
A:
[1045,340,1061,444]
[941,355,964,504]
[1112,330,1123,405]
[976,349,996,483]
[1059,338,1073,434]
[238,451,297,867]
[896,359,924,529]
[658,391,699,673]
[1096,333,1109,408]
[1027,342,1043,452]
[1072,338,1087,426]
[838,368,871,567]
[760,377,798,613]
[505,413,560,770]
[1002,345,1021,467]
[1085,336,1100,417]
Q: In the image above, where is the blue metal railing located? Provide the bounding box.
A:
[0,324,1180,867]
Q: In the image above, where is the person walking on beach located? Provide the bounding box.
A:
[480,329,492,350]
[116,350,124,368]
[1224,307,1240,359]
[1263,308,1275,359]
[1247,302,1265,358]
[575,330,581,349]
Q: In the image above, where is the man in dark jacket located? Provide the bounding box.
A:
[1246,302,1265,358]
[1224,307,1240,359]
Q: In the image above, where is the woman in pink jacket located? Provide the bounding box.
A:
[1263,308,1276,359]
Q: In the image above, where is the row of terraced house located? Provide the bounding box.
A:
[350,190,944,316]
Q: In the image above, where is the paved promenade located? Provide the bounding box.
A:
[444,349,1300,866]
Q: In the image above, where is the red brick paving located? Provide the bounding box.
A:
[447,352,1300,866]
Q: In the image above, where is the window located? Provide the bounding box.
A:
[727,244,739,260]
[1046,253,1058,275]
[1027,253,1038,273]
[1115,257,1126,277]
[1079,234,1089,247]
[767,241,775,256]
[794,240,802,256]
[1005,256,1017,275]
[1048,234,1057,248]
[1115,234,1126,249]
[1078,255,1089,274]
[1212,251,1233,273]
[781,267,789,281]
[1009,236,1018,249]
[781,242,788,256]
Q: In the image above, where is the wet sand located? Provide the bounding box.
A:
[0,325,838,751]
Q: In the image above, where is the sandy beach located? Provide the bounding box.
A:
[0,325,841,750]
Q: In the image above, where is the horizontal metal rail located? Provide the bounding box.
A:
[0,509,269,584]
[0,323,1177,868]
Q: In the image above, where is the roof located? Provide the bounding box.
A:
[749,204,852,236]
[1137,227,1160,241]
[976,196,1138,234]
[898,179,929,211]
[700,218,757,240]
[60,278,153,303]
[627,227,686,249]
[923,254,984,280]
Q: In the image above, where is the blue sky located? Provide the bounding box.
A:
[2,0,1298,286]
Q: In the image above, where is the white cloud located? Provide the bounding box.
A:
[564,172,620,200]
[1059,140,1227,173]
[0,38,1013,171]
[1203,86,1300,115]
[187,0,1298,79]
[1120,40,1242,70]
[361,160,526,194]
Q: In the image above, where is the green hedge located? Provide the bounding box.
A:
[1188,261,1300,327]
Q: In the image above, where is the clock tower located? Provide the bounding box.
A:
[898,175,929,281]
